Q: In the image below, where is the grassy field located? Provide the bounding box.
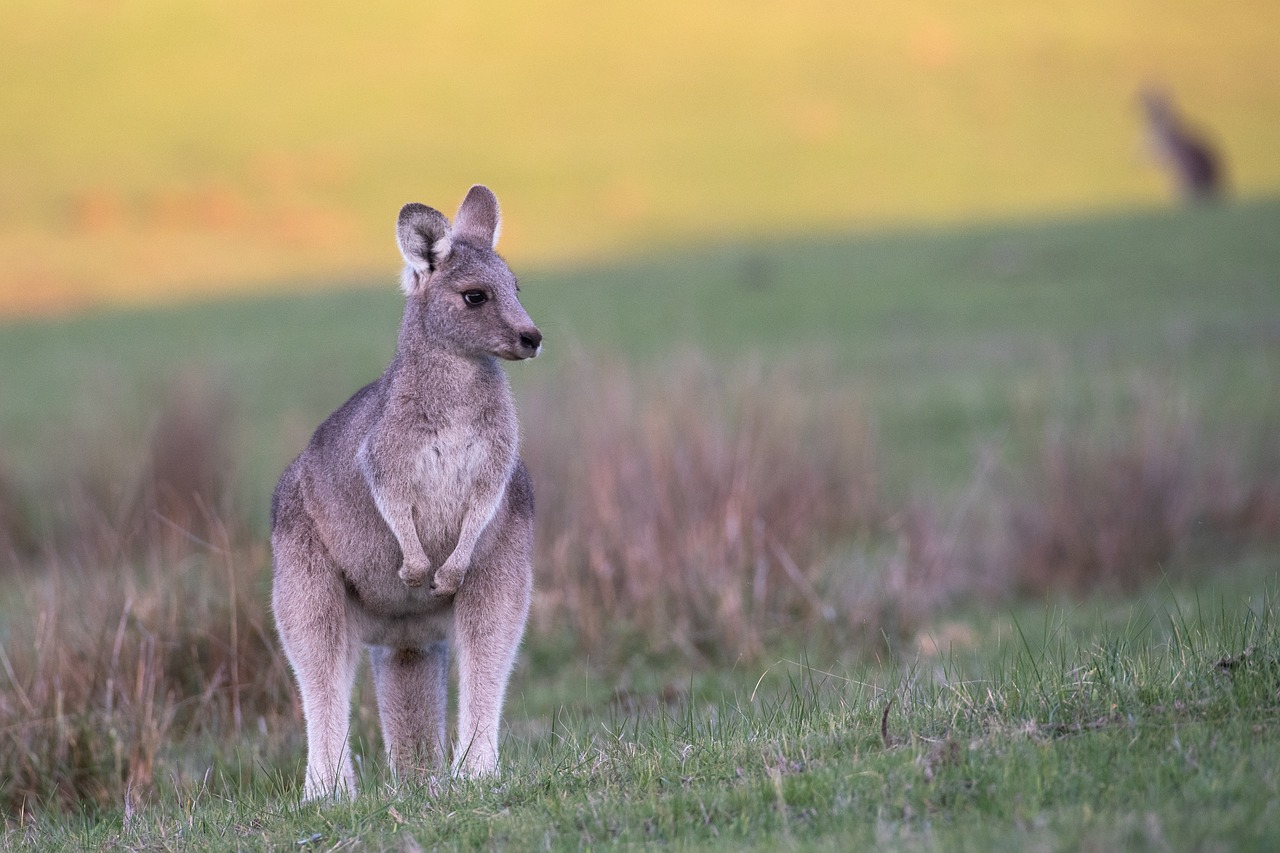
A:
[8,580,1280,850]
[4,0,1280,313]
[1,201,1279,847]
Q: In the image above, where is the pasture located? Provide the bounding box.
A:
[0,199,1278,848]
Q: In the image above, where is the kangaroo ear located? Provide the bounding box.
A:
[397,203,452,294]
[453,185,502,250]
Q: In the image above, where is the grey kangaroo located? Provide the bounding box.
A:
[1140,87,1224,202]
[271,185,541,799]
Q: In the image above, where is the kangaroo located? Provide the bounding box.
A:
[270,185,542,799]
[1140,87,1224,202]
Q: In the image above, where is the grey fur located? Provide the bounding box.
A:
[271,185,541,799]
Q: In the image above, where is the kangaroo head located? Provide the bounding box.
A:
[395,186,542,361]
[1139,86,1174,124]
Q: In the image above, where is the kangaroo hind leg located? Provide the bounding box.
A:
[272,502,361,799]
[371,642,449,784]
[450,532,532,777]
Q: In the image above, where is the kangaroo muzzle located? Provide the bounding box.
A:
[517,327,543,359]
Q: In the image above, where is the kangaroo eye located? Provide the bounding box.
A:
[461,290,488,306]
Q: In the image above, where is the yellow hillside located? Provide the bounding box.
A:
[2,0,1277,314]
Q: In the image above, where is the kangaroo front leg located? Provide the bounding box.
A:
[387,502,432,588]
[358,439,433,587]
[431,475,507,597]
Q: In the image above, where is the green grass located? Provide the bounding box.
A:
[12,575,1278,851]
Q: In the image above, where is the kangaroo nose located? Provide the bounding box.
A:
[519,329,542,354]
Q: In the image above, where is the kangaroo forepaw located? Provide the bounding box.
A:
[429,562,466,597]
[398,561,430,588]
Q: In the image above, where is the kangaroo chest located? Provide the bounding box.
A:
[408,408,512,533]
[415,421,494,498]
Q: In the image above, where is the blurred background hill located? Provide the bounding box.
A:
[3,0,1278,315]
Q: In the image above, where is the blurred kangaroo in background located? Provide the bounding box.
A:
[271,185,542,799]
[1140,87,1224,202]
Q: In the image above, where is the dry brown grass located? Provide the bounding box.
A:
[1001,408,1280,596]
[522,358,884,664]
[0,463,37,564]
[135,375,236,545]
[0,379,290,816]
[521,363,1280,660]
[12,373,238,566]
[0,538,290,816]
